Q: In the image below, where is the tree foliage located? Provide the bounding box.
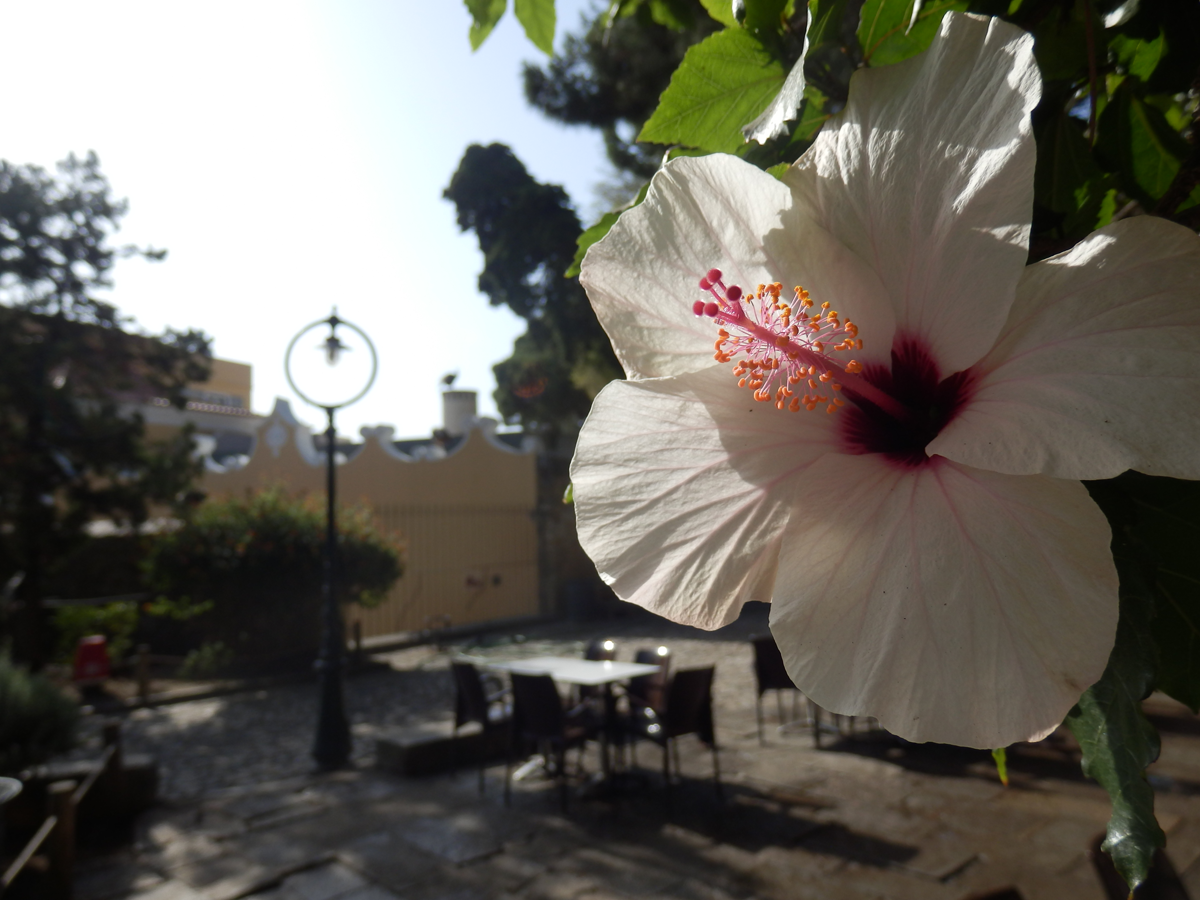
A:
[524,1,720,179]
[0,153,211,667]
[444,143,621,433]
[144,487,405,671]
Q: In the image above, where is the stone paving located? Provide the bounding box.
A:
[62,608,1200,900]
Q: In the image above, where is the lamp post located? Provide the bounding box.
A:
[284,309,377,770]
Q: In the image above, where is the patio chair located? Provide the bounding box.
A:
[577,638,620,711]
[621,647,671,770]
[627,665,722,813]
[504,673,596,812]
[748,633,806,748]
[451,661,510,794]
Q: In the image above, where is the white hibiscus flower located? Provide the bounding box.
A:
[570,12,1200,749]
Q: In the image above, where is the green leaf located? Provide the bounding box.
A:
[1117,474,1200,711]
[566,182,651,278]
[743,0,788,35]
[991,747,1008,787]
[1035,109,1101,213]
[514,0,556,55]
[766,162,791,179]
[639,29,785,153]
[1033,108,1117,238]
[562,482,574,504]
[743,10,810,143]
[1068,478,1168,893]
[699,0,740,26]
[858,0,967,66]
[1065,586,1164,894]
[465,0,507,50]
[807,0,851,51]
[647,0,697,29]
[1109,30,1165,83]
[1096,80,1191,205]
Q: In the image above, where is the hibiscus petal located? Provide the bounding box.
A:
[571,366,839,629]
[929,217,1200,480]
[581,154,894,380]
[783,13,1041,374]
[770,455,1117,748]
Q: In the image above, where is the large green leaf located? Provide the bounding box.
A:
[1096,79,1190,205]
[743,0,788,35]
[1109,30,1165,83]
[465,0,507,50]
[858,0,967,66]
[807,0,852,50]
[514,0,556,54]
[639,29,785,153]
[1118,474,1200,711]
[1064,570,1164,892]
[1034,108,1116,238]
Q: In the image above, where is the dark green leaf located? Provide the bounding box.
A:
[807,0,851,50]
[566,182,651,278]
[1096,79,1190,205]
[1033,108,1117,238]
[1065,586,1164,893]
[639,28,785,153]
[647,0,698,29]
[514,0,556,54]
[1036,109,1101,213]
[858,0,967,66]
[465,0,507,50]
[1117,474,1200,711]
[1029,10,1089,82]
[743,0,788,35]
[1067,479,1167,893]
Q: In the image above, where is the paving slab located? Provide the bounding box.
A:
[70,615,1200,900]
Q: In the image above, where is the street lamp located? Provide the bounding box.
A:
[284,308,378,770]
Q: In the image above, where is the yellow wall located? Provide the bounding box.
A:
[200,401,540,638]
[202,359,252,408]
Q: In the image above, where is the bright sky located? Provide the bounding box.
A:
[2,0,606,439]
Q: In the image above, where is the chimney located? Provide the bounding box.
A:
[442,390,477,437]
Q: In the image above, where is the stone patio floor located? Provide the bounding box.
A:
[65,607,1200,900]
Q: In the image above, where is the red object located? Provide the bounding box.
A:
[72,635,110,685]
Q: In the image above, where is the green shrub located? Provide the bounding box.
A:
[177,641,235,679]
[0,651,78,775]
[144,487,404,670]
[53,600,139,664]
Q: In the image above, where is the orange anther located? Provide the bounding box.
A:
[846,360,863,374]
[788,398,801,412]
[738,378,747,388]
[826,404,836,414]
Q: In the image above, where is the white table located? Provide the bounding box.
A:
[484,656,662,786]
[484,656,660,685]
